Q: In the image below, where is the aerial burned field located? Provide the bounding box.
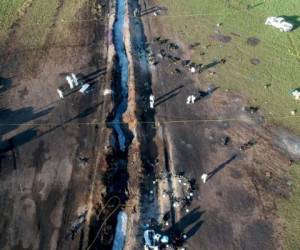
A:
[136,0,300,249]
[1,0,300,250]
[0,0,110,249]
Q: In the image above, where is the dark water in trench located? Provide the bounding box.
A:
[112,0,129,152]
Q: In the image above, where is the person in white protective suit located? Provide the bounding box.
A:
[149,95,155,108]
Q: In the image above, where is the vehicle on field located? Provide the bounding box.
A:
[265,16,293,32]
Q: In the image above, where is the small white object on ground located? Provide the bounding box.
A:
[291,110,296,116]
[201,173,208,183]
[66,75,74,89]
[183,234,187,239]
[103,89,113,95]
[161,235,169,244]
[190,67,196,73]
[173,202,180,208]
[79,84,90,94]
[112,211,128,250]
[185,208,190,213]
[265,16,293,32]
[57,89,64,99]
[150,190,154,194]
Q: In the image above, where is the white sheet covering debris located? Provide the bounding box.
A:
[112,211,128,250]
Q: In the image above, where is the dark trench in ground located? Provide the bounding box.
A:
[128,0,162,242]
[87,0,133,249]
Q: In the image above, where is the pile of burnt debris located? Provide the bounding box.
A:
[141,36,226,76]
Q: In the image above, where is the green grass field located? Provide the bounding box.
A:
[155,0,300,248]
[278,164,300,250]
[156,0,300,133]
[0,0,89,49]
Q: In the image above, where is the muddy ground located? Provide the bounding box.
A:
[0,1,110,249]
[127,0,297,249]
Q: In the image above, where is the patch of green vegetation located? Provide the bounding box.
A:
[278,164,300,250]
[0,0,90,49]
[19,0,64,48]
[156,0,300,133]
[0,0,26,40]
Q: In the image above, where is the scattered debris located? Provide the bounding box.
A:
[160,49,167,57]
[168,42,179,50]
[240,139,256,151]
[221,136,230,146]
[181,60,190,67]
[66,210,87,240]
[78,156,89,167]
[243,106,259,114]
[220,58,226,64]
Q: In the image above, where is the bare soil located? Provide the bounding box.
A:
[0,1,110,249]
[128,0,295,249]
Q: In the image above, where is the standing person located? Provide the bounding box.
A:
[186,95,196,104]
[149,94,155,108]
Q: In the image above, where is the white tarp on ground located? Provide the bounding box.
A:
[112,211,128,250]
